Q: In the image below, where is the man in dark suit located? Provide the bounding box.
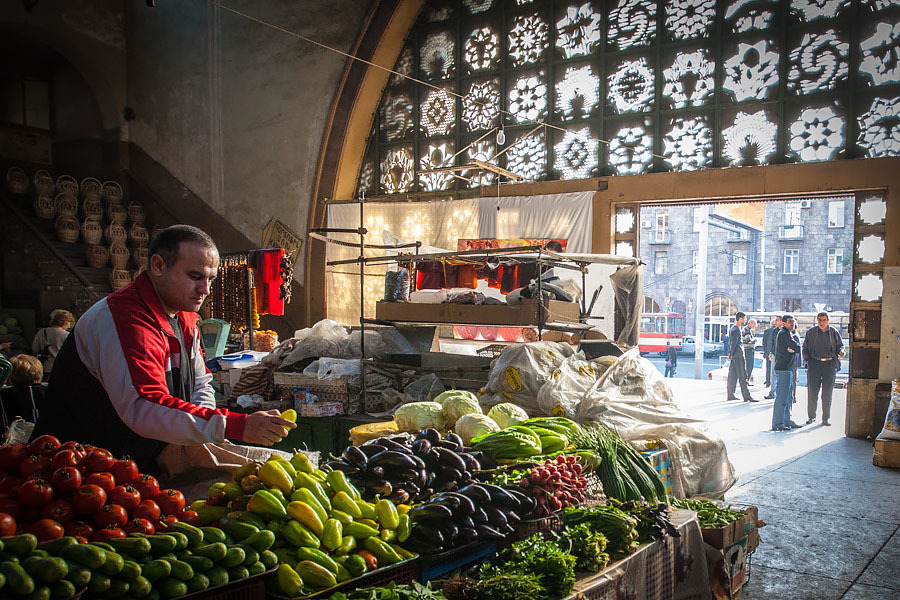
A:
[802,312,844,426]
[762,316,782,398]
[772,314,804,431]
[727,312,756,402]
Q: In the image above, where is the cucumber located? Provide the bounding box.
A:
[236,544,259,566]
[59,544,107,570]
[22,556,68,584]
[220,547,245,569]
[49,579,76,599]
[182,555,214,573]
[157,577,187,600]
[240,530,275,553]
[129,575,152,598]
[206,565,229,587]
[163,523,204,548]
[23,584,51,600]
[119,560,142,581]
[87,572,111,595]
[199,527,227,545]
[100,550,125,576]
[247,561,266,576]
[36,537,78,555]
[1,534,38,557]
[216,517,259,542]
[165,532,189,552]
[259,550,278,569]
[226,565,249,581]
[108,537,153,560]
[192,542,227,562]
[139,559,172,582]
[103,578,130,599]
[61,561,91,587]
[0,561,35,595]
[145,535,177,556]
[161,558,194,581]
[185,573,210,593]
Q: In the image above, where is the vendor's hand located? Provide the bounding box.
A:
[243,410,297,446]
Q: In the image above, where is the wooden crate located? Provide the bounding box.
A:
[873,436,900,467]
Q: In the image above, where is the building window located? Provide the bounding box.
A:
[693,207,703,233]
[655,209,669,242]
[692,250,699,274]
[784,202,802,226]
[828,200,845,228]
[732,249,747,274]
[1,77,50,130]
[655,251,668,275]
[784,248,799,274]
[643,296,660,313]
[782,298,802,312]
[827,248,844,274]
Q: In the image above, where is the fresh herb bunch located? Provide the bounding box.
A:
[611,499,680,541]
[488,468,531,487]
[561,505,640,559]
[670,497,745,528]
[555,522,610,571]
[327,582,447,600]
[478,534,576,598]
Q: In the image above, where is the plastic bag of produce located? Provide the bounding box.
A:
[878,379,900,440]
[483,342,575,414]
[393,401,446,432]
[536,354,610,418]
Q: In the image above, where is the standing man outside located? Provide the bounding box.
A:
[743,319,757,384]
[772,314,804,431]
[762,316,782,399]
[664,341,678,378]
[727,312,756,402]
[802,312,845,426]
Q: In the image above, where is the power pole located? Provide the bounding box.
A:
[695,205,709,379]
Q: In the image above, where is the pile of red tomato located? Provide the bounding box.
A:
[0,435,198,543]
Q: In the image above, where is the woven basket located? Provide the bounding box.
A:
[56,175,78,197]
[129,224,149,247]
[82,219,103,245]
[85,244,109,269]
[54,216,80,243]
[80,177,102,198]
[109,243,130,269]
[33,195,56,220]
[109,203,127,225]
[127,201,145,225]
[105,223,127,245]
[102,181,123,205]
[34,170,54,196]
[82,196,103,220]
[6,167,28,194]
[110,268,131,291]
[132,246,148,269]
[55,194,78,218]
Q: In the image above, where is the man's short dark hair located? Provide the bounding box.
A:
[735,311,746,320]
[817,311,828,319]
[783,314,794,322]
[545,241,563,252]
[148,225,217,268]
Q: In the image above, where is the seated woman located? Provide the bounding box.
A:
[0,354,46,429]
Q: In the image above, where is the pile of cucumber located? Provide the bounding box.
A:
[0,520,275,599]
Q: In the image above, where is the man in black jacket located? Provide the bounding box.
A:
[664,343,678,378]
[727,312,756,402]
[802,312,844,426]
[762,316,782,398]
[771,314,804,431]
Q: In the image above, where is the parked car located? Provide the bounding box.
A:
[680,336,724,357]
[707,352,766,383]
[798,359,850,389]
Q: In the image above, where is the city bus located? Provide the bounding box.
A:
[638,312,685,354]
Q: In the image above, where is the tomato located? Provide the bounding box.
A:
[25,470,49,482]
[71,485,106,515]
[19,455,50,478]
[41,499,75,524]
[124,518,155,536]
[133,474,159,500]
[30,518,64,542]
[0,444,28,470]
[94,504,128,529]
[156,515,179,530]
[50,467,82,494]
[0,497,22,519]
[27,435,61,457]
[49,450,82,470]
[17,479,54,507]
[155,489,185,515]
[0,474,23,494]
[133,499,161,522]
[91,526,126,542]
[83,449,115,473]
[108,485,141,511]
[0,512,16,536]
[64,520,95,539]
[175,509,200,526]
[110,459,139,486]
[57,442,87,460]
[83,472,115,493]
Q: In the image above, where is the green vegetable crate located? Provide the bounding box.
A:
[269,556,418,599]
[697,502,760,551]
[417,542,498,583]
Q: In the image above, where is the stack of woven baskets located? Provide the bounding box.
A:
[14,166,155,293]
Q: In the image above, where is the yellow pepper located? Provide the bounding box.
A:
[258,460,293,496]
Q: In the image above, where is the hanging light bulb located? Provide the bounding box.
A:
[496,122,506,146]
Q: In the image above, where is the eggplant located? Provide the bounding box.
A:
[481,483,521,510]
[370,480,393,497]
[459,471,474,485]
[403,535,439,555]
[371,466,385,479]
[436,439,461,450]
[483,505,509,530]
[411,439,432,456]
[405,482,421,497]
[440,492,475,515]
[458,484,492,505]
[435,466,463,482]
[326,461,359,475]
[435,448,467,472]
[390,435,411,445]
[410,503,454,523]
[341,446,367,468]
[420,428,442,444]
[388,489,410,504]
[505,488,536,516]
[423,449,441,467]
[431,496,461,511]
[368,451,420,471]
[445,432,464,451]
[460,453,481,472]
[476,524,506,541]
[434,478,458,492]
[375,438,413,454]
[387,467,420,482]
[408,453,427,470]
[457,528,478,545]
[358,444,387,457]
[444,524,459,542]
[457,516,475,530]
[472,507,488,525]
[414,469,427,489]
[504,510,521,525]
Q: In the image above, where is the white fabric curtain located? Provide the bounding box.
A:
[476,191,594,253]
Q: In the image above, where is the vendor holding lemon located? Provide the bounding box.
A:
[36,225,296,475]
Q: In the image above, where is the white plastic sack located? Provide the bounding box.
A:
[483,342,575,414]
[574,349,737,499]
[878,379,900,440]
[536,355,611,418]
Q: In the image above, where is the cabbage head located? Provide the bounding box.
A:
[440,391,482,424]
[454,414,500,445]
[393,402,446,432]
[434,389,471,406]
[487,403,529,429]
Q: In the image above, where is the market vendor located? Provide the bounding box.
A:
[35,225,295,474]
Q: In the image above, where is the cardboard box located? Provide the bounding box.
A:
[375,299,580,325]
[723,537,749,592]
[639,444,674,496]
[699,504,760,551]
[300,402,344,417]
[873,436,900,467]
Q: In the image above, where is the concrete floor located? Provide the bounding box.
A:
[666,377,900,599]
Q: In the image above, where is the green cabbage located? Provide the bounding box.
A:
[440,391,482,424]
[487,403,530,429]
[393,402,446,432]
[455,414,500,445]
